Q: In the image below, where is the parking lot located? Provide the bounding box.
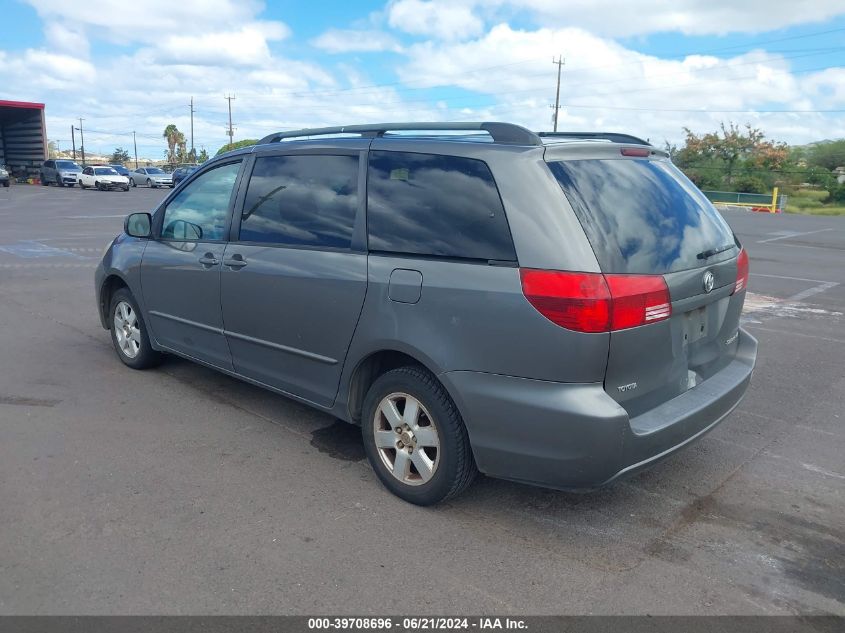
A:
[0,183,842,615]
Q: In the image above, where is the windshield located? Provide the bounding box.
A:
[147,168,165,175]
[56,161,81,170]
[548,158,737,274]
[95,167,118,175]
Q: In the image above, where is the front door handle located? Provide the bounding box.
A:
[198,253,220,267]
[223,254,247,269]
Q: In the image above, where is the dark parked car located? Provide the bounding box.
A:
[171,165,198,187]
[40,159,82,187]
[95,122,756,505]
[109,164,130,178]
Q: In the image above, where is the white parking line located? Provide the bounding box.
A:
[757,228,833,243]
[788,280,839,302]
[752,273,833,284]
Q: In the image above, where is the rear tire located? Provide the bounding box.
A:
[129,178,136,187]
[40,177,48,186]
[79,182,87,189]
[108,288,162,370]
[362,366,477,505]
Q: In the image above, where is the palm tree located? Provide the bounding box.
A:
[162,124,181,163]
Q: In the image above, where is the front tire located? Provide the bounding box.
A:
[109,288,162,370]
[55,177,63,187]
[362,366,477,505]
[146,178,153,188]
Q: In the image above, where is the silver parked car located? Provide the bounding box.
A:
[129,167,173,188]
[40,159,82,187]
[95,122,757,505]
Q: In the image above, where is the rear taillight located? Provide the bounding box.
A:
[519,270,611,333]
[604,275,672,330]
[520,269,671,333]
[733,249,749,294]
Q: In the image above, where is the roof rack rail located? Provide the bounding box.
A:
[258,122,542,146]
[537,132,652,146]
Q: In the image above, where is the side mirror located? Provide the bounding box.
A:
[162,219,203,240]
[125,212,152,238]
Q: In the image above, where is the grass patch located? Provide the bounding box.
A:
[791,189,830,202]
[785,205,845,216]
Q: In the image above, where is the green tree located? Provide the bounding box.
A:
[197,148,209,163]
[162,124,183,163]
[676,122,789,186]
[216,139,258,156]
[111,147,130,164]
[48,141,59,158]
[807,140,845,171]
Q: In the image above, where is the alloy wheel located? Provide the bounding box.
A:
[113,301,141,359]
[373,392,440,486]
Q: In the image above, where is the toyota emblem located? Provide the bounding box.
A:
[703,270,715,293]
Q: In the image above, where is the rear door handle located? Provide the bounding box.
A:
[198,254,220,267]
[223,254,247,269]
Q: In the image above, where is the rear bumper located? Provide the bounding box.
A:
[441,328,757,491]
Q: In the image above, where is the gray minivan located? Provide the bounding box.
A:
[95,122,756,505]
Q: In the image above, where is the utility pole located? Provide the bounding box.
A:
[76,118,86,165]
[224,94,236,148]
[71,125,76,160]
[132,131,138,169]
[189,96,195,158]
[551,56,564,132]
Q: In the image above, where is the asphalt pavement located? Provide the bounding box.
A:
[0,183,842,615]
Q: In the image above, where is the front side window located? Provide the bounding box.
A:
[161,161,241,241]
[366,151,516,261]
[239,154,359,249]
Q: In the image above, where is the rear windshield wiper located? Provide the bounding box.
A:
[697,243,735,260]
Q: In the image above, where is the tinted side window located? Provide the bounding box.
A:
[239,154,359,249]
[366,151,515,261]
[161,161,241,241]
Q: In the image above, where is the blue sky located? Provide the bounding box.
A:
[1,0,844,159]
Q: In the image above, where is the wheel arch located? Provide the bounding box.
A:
[98,273,130,329]
[344,347,452,425]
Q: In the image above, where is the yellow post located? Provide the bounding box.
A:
[771,186,779,213]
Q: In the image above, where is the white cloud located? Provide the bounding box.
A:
[387,0,484,40]
[312,29,403,53]
[149,22,290,66]
[395,24,845,144]
[3,0,844,159]
[387,0,845,37]
[43,22,89,56]
[24,0,265,42]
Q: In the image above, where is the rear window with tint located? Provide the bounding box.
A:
[548,158,736,274]
[367,151,516,262]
